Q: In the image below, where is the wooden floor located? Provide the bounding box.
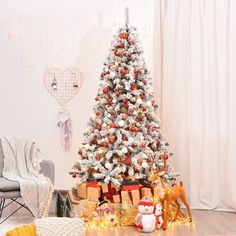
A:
[0,210,236,236]
[85,210,236,236]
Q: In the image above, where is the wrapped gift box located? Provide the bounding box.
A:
[77,182,87,199]
[101,183,121,203]
[141,186,159,198]
[141,187,153,198]
[121,185,140,205]
[87,181,101,202]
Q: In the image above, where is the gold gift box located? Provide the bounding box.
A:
[76,182,87,199]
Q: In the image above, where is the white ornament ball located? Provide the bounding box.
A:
[147,101,152,107]
[85,144,90,150]
[104,67,109,72]
[128,137,134,143]
[136,98,142,105]
[88,153,93,158]
[142,162,149,169]
[122,147,128,154]
[107,113,111,118]
[110,71,116,78]
[94,166,98,171]
[133,111,138,115]
[128,168,134,176]
[112,98,117,103]
[117,150,123,156]
[105,162,113,169]
[115,62,119,66]
[118,120,125,127]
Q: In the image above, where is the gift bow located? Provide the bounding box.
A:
[103,184,120,203]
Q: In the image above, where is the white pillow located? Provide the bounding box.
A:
[34,217,84,236]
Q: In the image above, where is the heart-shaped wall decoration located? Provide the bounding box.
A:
[44,67,83,106]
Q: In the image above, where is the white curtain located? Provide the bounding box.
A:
[153,0,236,211]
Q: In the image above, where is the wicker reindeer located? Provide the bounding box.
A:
[149,172,192,230]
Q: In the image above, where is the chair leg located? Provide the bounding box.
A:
[0,198,5,219]
[0,198,35,224]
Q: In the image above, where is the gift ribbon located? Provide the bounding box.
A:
[103,183,120,203]
[87,182,100,188]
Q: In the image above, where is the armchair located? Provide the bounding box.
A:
[0,140,55,224]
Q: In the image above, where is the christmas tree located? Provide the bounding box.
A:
[70,24,177,187]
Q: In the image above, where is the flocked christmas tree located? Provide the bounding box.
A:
[70,21,178,187]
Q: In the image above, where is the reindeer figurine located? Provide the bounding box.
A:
[149,172,192,230]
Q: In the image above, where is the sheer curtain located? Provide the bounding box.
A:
[153,0,236,211]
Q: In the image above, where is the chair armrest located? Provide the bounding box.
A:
[40,160,55,185]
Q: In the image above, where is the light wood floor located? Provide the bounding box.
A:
[85,210,236,236]
[0,210,236,236]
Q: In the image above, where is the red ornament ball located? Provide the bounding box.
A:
[110,123,116,128]
[115,90,121,97]
[95,97,99,101]
[141,94,145,99]
[130,126,137,132]
[120,33,128,39]
[122,98,127,103]
[96,111,100,116]
[108,137,115,144]
[145,124,150,129]
[124,155,131,165]
[120,69,127,75]
[96,125,101,130]
[102,142,108,148]
[101,72,106,78]
[163,153,169,161]
[103,88,109,94]
[108,99,113,105]
[129,109,134,113]
[129,41,135,45]
[141,144,146,149]
[115,51,121,57]
[72,174,77,178]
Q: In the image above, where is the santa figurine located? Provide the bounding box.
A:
[135,197,156,233]
[155,203,163,229]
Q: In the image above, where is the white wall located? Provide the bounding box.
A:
[0,0,155,189]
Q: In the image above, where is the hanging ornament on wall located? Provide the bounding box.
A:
[44,66,84,152]
[51,73,58,90]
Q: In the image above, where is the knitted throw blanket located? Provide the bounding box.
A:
[1,137,53,218]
